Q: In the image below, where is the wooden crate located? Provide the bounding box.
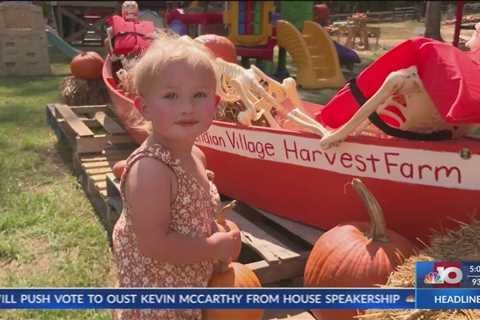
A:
[0,2,44,31]
[46,103,136,154]
[47,103,136,234]
[0,29,51,76]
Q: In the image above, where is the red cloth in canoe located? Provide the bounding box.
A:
[316,37,480,128]
[106,15,155,56]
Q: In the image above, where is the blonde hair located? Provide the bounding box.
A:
[126,31,218,135]
[133,32,217,97]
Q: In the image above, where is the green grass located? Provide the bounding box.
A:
[0,46,114,319]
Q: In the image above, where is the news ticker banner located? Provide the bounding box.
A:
[0,288,413,309]
[415,261,480,309]
[0,261,478,310]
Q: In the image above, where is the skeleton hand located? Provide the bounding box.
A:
[319,134,344,150]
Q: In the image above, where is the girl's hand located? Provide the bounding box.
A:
[208,229,241,263]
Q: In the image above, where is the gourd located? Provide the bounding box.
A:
[195,34,237,63]
[304,178,415,320]
[70,51,104,80]
[112,160,127,179]
[215,200,241,261]
[204,201,263,319]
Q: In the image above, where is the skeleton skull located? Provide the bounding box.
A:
[122,0,139,22]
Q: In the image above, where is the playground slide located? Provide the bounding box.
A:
[46,27,80,59]
[276,20,345,89]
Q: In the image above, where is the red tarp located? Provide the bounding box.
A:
[317,37,480,128]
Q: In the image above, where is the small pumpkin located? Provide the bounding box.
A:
[195,34,237,63]
[215,200,241,261]
[112,160,127,179]
[304,178,415,320]
[70,51,104,80]
[204,262,264,320]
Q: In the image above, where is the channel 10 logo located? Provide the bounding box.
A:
[418,261,463,288]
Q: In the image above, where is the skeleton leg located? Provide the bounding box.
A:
[217,75,241,103]
[319,70,410,149]
[230,79,261,126]
[253,98,282,128]
[251,66,306,113]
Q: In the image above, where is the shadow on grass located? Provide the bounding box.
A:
[0,76,64,98]
[53,140,76,176]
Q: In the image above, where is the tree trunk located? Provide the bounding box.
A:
[424,1,443,41]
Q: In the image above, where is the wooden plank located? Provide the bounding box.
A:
[103,148,135,158]
[81,154,109,162]
[58,6,87,27]
[76,136,108,153]
[90,173,108,182]
[94,111,126,135]
[57,118,100,128]
[247,251,309,285]
[106,173,122,201]
[81,160,112,169]
[82,154,127,163]
[55,104,94,137]
[95,181,107,190]
[255,209,323,247]
[76,134,133,154]
[228,209,300,263]
[55,6,64,38]
[107,194,123,214]
[71,105,110,115]
[85,167,112,175]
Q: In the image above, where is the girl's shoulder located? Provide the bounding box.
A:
[126,156,174,193]
[192,145,215,181]
[192,145,206,167]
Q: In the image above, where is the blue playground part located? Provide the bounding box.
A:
[46,28,81,59]
[334,41,361,69]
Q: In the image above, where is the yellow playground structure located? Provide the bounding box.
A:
[276,20,345,89]
[223,1,345,89]
[223,1,274,47]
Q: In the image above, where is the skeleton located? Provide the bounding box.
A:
[310,66,473,149]
[212,56,474,151]
[466,22,480,50]
[213,57,310,130]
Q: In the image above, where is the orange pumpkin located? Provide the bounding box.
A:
[112,160,127,179]
[195,34,237,63]
[70,51,104,80]
[215,201,241,261]
[304,178,415,320]
[204,262,263,320]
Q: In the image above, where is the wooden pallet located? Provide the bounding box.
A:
[46,103,135,154]
[46,103,136,234]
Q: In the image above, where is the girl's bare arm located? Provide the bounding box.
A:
[125,158,236,264]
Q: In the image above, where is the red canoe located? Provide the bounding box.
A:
[103,56,480,243]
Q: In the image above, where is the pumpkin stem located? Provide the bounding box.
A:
[351,178,389,242]
[215,200,237,226]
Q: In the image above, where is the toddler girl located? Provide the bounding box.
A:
[112,34,241,320]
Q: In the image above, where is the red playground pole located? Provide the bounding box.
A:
[453,0,464,47]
